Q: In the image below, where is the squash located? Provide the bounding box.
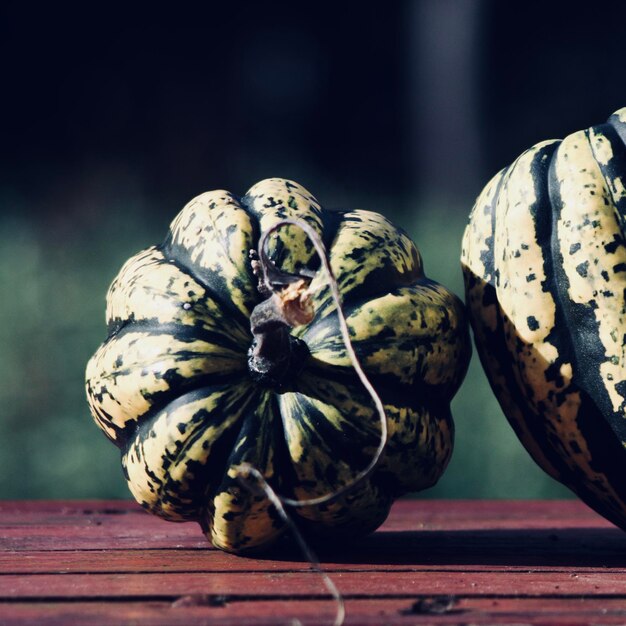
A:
[462,108,626,528]
[86,178,470,553]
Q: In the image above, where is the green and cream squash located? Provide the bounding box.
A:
[86,178,470,553]
[462,108,626,528]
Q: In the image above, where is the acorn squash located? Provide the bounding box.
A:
[86,178,470,552]
[462,107,626,528]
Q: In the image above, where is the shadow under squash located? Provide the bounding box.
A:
[260,526,626,568]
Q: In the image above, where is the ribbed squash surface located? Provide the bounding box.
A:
[462,108,626,528]
[86,178,470,552]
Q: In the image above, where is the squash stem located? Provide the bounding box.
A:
[247,284,311,392]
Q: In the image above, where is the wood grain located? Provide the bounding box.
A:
[2,499,626,625]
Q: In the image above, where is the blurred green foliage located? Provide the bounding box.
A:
[0,190,570,500]
[406,202,570,499]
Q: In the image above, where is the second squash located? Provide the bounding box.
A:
[462,108,626,527]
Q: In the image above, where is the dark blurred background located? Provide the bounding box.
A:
[2,0,626,500]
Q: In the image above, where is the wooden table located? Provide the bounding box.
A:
[1,500,626,624]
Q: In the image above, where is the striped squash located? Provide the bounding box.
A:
[462,108,626,527]
[86,178,470,553]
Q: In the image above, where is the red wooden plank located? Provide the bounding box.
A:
[2,548,626,575]
[2,500,626,625]
[2,598,626,626]
[2,570,626,599]
[0,499,143,510]
[3,526,625,564]
[1,500,621,557]
[0,499,609,526]
[0,502,207,551]
[384,499,612,529]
